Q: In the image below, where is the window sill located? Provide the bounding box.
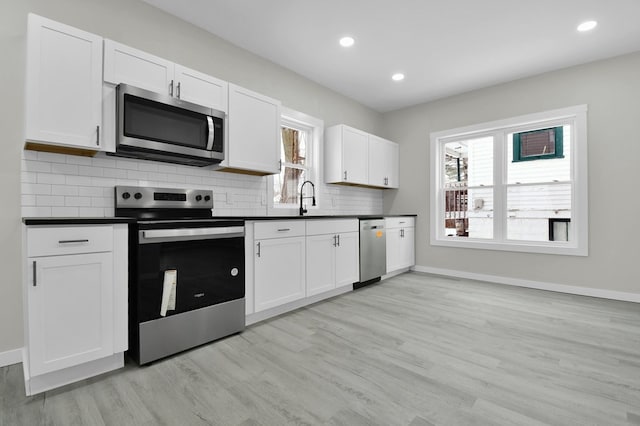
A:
[430,237,588,256]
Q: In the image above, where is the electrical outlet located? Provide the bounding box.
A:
[226,192,233,205]
[261,193,267,205]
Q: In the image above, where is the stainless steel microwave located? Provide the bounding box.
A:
[114,84,225,167]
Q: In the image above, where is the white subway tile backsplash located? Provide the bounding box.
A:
[21,172,37,183]
[37,151,67,163]
[78,165,104,177]
[21,153,383,218]
[37,173,66,185]
[65,196,92,207]
[52,185,79,196]
[116,159,139,170]
[23,160,52,173]
[103,167,128,179]
[91,156,117,168]
[23,183,51,195]
[78,207,105,217]
[22,195,36,206]
[66,155,93,166]
[66,175,92,186]
[78,186,104,197]
[51,207,79,217]
[23,206,52,217]
[52,163,79,175]
[22,150,39,160]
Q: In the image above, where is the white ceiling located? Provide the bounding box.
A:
[142,0,640,112]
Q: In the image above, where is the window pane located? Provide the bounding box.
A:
[281,127,307,166]
[443,136,493,187]
[442,137,493,238]
[508,126,571,184]
[506,183,571,241]
[273,167,305,205]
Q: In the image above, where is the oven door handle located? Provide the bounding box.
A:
[140,226,244,243]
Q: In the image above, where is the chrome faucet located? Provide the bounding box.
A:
[299,180,316,216]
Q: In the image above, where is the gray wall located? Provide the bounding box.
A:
[383,52,640,294]
[0,0,382,354]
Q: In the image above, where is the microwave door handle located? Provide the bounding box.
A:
[206,116,214,150]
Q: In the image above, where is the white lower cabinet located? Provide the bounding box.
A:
[23,223,128,395]
[386,217,416,273]
[306,219,359,296]
[253,222,306,312]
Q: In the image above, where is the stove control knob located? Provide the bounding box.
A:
[195,195,203,202]
[122,192,131,200]
[204,195,211,202]
[134,192,142,200]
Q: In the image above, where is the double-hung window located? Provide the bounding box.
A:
[430,105,588,255]
[269,107,322,213]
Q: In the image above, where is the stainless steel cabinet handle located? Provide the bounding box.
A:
[277,228,290,232]
[96,125,100,146]
[32,261,37,287]
[279,160,282,171]
[337,234,340,246]
[58,239,90,244]
[333,235,337,247]
[256,242,261,257]
[344,171,348,180]
[169,79,174,96]
[401,229,405,238]
[176,82,181,99]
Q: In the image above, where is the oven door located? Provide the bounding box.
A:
[135,223,244,323]
[116,84,224,165]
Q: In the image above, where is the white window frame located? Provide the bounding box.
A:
[267,106,323,215]
[430,105,588,256]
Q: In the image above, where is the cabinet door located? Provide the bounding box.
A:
[399,227,416,269]
[103,39,173,95]
[174,64,228,112]
[25,14,102,150]
[386,228,403,273]
[342,126,368,184]
[306,234,336,296]
[254,237,305,312]
[27,253,114,376]
[368,136,399,188]
[226,84,281,174]
[335,232,360,287]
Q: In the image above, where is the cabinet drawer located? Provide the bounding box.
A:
[306,219,358,236]
[254,221,305,240]
[385,217,415,229]
[27,225,113,257]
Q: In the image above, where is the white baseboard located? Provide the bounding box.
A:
[0,348,23,367]
[413,265,640,303]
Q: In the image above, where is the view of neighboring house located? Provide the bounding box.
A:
[444,125,572,242]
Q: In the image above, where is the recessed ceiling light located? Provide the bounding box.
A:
[577,20,597,32]
[339,36,355,47]
[391,73,405,82]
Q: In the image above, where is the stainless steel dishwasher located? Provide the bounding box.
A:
[356,218,386,288]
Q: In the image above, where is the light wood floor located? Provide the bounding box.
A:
[2,272,640,426]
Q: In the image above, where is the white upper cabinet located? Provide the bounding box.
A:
[368,135,399,188]
[103,40,228,112]
[173,64,227,112]
[325,125,369,185]
[25,14,103,151]
[222,84,281,175]
[325,124,399,188]
[103,39,172,96]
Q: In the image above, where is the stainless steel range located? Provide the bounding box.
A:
[115,186,245,364]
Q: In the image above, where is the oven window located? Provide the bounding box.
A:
[136,237,244,322]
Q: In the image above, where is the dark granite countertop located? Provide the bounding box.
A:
[23,217,137,225]
[23,214,416,225]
